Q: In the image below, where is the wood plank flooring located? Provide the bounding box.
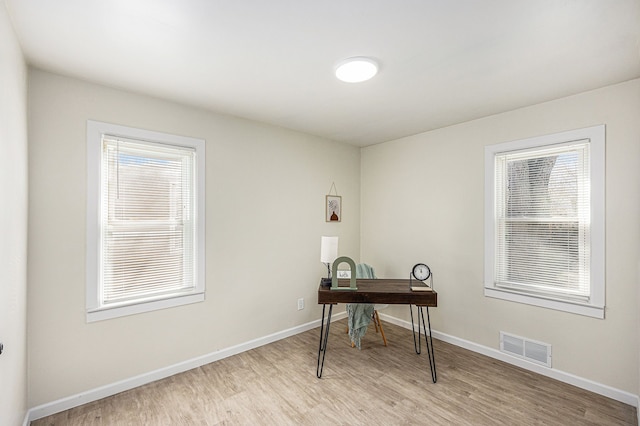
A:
[32,319,636,425]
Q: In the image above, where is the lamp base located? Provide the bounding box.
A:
[320,278,332,287]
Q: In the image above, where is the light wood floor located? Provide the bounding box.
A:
[32,319,636,425]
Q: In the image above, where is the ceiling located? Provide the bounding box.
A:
[6,0,640,146]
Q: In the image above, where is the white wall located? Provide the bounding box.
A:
[361,79,640,394]
[27,69,361,407]
[0,1,28,425]
[23,62,640,413]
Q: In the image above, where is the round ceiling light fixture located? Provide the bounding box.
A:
[335,57,379,83]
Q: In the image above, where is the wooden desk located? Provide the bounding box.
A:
[316,279,438,382]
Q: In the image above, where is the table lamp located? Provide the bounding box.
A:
[320,236,338,286]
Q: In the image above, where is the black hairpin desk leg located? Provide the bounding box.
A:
[316,304,333,378]
[410,305,437,383]
[410,305,421,354]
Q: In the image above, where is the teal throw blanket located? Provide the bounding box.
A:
[347,264,376,349]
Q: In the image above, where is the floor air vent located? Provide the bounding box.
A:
[500,332,552,367]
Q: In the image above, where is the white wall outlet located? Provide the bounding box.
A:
[297,298,304,310]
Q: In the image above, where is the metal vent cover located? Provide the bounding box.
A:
[500,331,552,367]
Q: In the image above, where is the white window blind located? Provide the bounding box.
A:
[101,136,197,305]
[485,125,604,318]
[494,141,591,300]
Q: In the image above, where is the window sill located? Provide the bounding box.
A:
[484,287,604,319]
[87,292,205,323]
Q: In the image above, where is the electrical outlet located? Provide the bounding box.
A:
[297,298,304,310]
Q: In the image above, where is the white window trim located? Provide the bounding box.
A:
[86,120,206,322]
[484,125,605,319]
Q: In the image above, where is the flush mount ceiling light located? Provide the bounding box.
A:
[335,57,379,83]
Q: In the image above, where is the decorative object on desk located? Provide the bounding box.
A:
[331,256,357,290]
[412,263,431,281]
[320,236,338,286]
[410,263,433,291]
[325,182,341,222]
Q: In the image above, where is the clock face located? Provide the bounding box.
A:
[412,263,431,281]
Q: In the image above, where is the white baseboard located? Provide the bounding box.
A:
[26,312,346,423]
[25,310,638,423]
[379,313,639,409]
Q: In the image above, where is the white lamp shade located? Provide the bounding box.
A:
[320,236,339,263]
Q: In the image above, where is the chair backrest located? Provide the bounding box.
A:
[356,263,376,279]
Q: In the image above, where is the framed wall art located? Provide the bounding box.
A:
[326,195,341,222]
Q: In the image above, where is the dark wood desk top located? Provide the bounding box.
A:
[318,279,437,306]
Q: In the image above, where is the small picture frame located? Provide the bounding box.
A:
[326,195,342,222]
[336,270,351,278]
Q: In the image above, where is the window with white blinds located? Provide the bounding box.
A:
[87,121,205,322]
[484,125,605,318]
[102,137,196,304]
[494,142,590,299]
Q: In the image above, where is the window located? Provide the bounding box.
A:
[87,121,205,322]
[484,125,604,318]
